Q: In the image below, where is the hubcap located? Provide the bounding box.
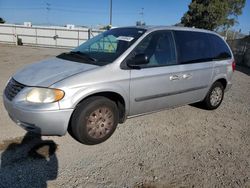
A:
[86,107,114,139]
[210,87,223,107]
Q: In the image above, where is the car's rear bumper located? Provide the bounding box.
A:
[3,94,73,136]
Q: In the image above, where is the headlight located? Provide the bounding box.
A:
[26,88,65,103]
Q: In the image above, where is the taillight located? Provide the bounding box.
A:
[232,60,236,72]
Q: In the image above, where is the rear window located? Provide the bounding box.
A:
[175,31,231,64]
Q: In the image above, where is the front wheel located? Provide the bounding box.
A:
[70,96,119,145]
[202,82,225,110]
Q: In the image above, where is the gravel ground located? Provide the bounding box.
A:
[0,44,249,188]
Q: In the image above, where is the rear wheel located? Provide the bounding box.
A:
[70,96,119,145]
[202,82,225,110]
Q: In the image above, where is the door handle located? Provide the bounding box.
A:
[170,75,180,81]
[182,74,192,79]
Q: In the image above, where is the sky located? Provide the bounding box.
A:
[0,0,249,34]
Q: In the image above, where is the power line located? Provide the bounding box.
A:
[0,6,108,14]
[0,7,43,10]
[51,8,108,14]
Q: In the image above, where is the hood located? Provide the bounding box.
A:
[13,57,98,87]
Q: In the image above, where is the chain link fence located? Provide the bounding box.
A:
[227,36,250,68]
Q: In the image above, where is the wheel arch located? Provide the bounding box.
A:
[214,78,227,89]
[71,91,127,125]
[202,77,228,103]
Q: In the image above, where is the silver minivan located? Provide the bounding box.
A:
[3,26,235,144]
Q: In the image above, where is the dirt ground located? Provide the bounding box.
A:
[0,44,249,188]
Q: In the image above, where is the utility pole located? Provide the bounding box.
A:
[46,2,51,25]
[109,0,113,26]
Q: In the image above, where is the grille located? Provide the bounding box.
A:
[4,78,25,101]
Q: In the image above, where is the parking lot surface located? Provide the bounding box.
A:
[0,44,249,187]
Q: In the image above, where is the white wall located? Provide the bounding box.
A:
[0,24,103,48]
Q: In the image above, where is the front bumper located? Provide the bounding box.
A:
[3,94,73,136]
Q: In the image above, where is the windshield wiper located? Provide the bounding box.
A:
[68,51,97,62]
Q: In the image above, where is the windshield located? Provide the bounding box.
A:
[57,28,146,66]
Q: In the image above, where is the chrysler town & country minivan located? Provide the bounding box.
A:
[3,26,235,144]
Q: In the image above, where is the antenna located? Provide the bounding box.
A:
[136,8,145,26]
[139,8,144,22]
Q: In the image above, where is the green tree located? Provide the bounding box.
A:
[181,0,246,30]
[0,17,5,24]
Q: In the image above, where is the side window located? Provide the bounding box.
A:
[132,31,177,67]
[175,31,213,64]
[210,35,232,60]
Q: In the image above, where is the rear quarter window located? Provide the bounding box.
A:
[209,34,232,60]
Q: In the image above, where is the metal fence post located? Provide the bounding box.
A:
[14,25,18,45]
[88,28,91,40]
[35,27,37,45]
[78,30,80,46]
[55,29,57,47]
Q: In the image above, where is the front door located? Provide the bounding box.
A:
[128,30,213,116]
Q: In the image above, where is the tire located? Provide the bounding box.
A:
[202,82,225,110]
[70,96,119,145]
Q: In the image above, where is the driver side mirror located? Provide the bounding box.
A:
[127,53,149,69]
